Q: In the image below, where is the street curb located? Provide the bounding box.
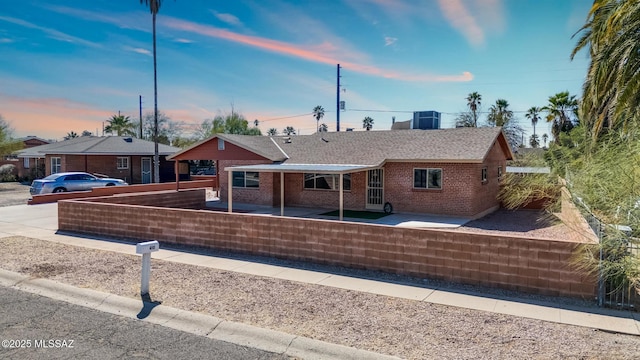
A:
[0,269,402,360]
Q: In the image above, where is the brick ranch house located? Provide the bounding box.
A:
[1,136,50,180]
[17,136,180,184]
[169,127,514,218]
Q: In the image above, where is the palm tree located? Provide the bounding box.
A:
[542,133,549,147]
[64,131,79,140]
[313,106,325,133]
[319,123,328,132]
[543,91,578,140]
[362,116,374,131]
[140,0,164,183]
[529,134,540,148]
[253,119,259,127]
[105,114,136,136]
[487,99,513,127]
[466,92,481,127]
[283,126,296,135]
[267,128,278,136]
[572,0,640,138]
[525,106,541,136]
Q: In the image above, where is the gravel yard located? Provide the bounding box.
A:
[0,182,30,207]
[1,236,638,360]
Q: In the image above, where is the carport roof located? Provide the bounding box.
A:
[226,163,376,174]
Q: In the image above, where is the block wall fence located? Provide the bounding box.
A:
[58,189,596,298]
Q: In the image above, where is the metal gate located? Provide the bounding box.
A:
[366,169,384,210]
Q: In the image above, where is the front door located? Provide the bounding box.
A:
[141,158,152,184]
[366,168,384,210]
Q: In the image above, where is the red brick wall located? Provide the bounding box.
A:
[219,159,273,206]
[283,172,366,210]
[58,192,596,298]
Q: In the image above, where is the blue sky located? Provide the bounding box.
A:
[0,0,591,141]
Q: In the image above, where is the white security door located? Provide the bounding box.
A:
[366,169,384,210]
[141,158,152,184]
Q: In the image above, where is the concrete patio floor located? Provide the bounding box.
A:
[205,199,471,229]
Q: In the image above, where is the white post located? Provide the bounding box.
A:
[280,172,284,216]
[339,173,344,221]
[228,169,233,213]
[141,253,151,295]
[136,241,159,296]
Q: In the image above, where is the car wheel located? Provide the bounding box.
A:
[53,187,66,193]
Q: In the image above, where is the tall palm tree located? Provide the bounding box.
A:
[140,0,164,183]
[267,128,278,136]
[487,99,513,127]
[571,0,640,138]
[543,91,578,140]
[313,105,325,133]
[283,126,296,135]
[466,92,481,127]
[525,106,541,136]
[362,116,374,131]
[64,131,79,140]
[105,114,136,136]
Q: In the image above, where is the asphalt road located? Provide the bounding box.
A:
[0,286,289,360]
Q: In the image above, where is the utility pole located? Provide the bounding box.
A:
[139,95,143,139]
[336,64,341,132]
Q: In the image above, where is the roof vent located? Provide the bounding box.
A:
[124,137,133,143]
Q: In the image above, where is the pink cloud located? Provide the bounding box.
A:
[164,17,472,83]
[437,0,485,46]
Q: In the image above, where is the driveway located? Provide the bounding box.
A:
[0,182,31,207]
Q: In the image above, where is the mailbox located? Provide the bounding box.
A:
[136,241,159,254]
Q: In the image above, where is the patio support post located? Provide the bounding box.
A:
[228,170,233,213]
[280,171,284,216]
[339,173,344,221]
[174,161,179,191]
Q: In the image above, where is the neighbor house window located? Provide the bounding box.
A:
[414,168,442,189]
[117,157,130,169]
[232,171,259,188]
[51,157,61,174]
[23,157,30,169]
[498,166,503,178]
[303,173,351,191]
[481,167,488,182]
[218,138,225,150]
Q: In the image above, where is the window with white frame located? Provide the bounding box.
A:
[232,171,259,188]
[303,173,351,191]
[23,157,30,169]
[51,157,61,174]
[414,168,442,189]
[481,167,488,182]
[117,157,130,169]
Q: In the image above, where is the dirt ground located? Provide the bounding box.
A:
[0,182,31,207]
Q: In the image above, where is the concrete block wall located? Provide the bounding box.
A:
[58,191,596,299]
[83,189,206,209]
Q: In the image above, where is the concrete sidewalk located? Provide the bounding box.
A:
[1,203,639,338]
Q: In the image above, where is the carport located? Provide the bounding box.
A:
[225,164,375,220]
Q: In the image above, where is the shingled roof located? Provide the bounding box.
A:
[172,127,513,166]
[17,136,180,158]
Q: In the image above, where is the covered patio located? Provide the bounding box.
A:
[224,163,376,221]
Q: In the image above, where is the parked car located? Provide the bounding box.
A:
[29,172,128,195]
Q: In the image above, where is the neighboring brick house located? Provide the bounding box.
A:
[17,136,180,184]
[168,127,514,218]
[1,136,50,180]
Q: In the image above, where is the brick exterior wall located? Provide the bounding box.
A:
[58,191,596,299]
[44,154,175,183]
[219,159,274,206]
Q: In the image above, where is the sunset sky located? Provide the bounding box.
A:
[1,0,591,141]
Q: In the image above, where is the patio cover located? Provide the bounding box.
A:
[225,163,379,220]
